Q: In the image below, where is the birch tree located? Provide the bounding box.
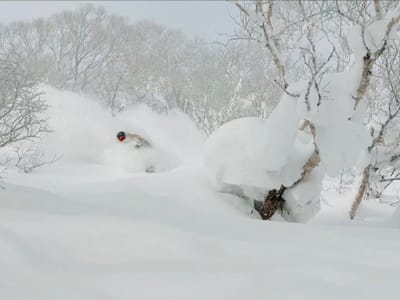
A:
[228,0,400,220]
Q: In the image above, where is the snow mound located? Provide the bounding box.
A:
[205,96,314,193]
[204,97,318,222]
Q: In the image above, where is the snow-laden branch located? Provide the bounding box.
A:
[348,1,400,219]
[353,2,400,109]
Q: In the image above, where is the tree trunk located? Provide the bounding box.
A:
[257,186,286,220]
[350,164,371,219]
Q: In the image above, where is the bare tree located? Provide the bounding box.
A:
[363,39,400,199]
[0,60,48,148]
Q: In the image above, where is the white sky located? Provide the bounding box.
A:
[0,1,238,41]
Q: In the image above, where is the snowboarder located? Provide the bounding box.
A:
[116,131,155,173]
[116,131,151,148]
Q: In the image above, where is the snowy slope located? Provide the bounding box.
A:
[1,163,400,300]
[1,87,399,299]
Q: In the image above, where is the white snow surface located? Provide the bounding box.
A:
[2,155,400,300]
[1,87,400,299]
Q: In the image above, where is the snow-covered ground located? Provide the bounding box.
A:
[1,87,399,299]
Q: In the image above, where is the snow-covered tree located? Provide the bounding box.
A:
[364,38,400,199]
[204,0,400,222]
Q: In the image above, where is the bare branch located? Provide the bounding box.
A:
[273,79,300,98]
[379,177,400,183]
[335,0,360,25]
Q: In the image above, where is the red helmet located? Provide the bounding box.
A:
[117,131,126,142]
